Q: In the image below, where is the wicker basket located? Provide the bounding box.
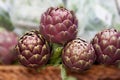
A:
[0,65,119,80]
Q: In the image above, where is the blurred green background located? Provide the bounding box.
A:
[0,0,120,41]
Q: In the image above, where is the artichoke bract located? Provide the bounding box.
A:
[62,38,96,72]
[92,28,120,65]
[0,30,18,64]
[16,30,51,68]
[40,7,78,45]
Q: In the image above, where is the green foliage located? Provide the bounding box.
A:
[114,24,120,31]
[0,27,5,31]
[0,8,14,31]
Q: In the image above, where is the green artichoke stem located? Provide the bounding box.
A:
[60,65,77,80]
[49,43,63,65]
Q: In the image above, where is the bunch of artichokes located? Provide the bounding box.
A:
[15,7,120,73]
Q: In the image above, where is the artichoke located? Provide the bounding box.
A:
[40,7,78,45]
[92,28,120,65]
[62,38,96,72]
[0,30,18,64]
[15,30,51,68]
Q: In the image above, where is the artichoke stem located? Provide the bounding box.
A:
[49,43,63,65]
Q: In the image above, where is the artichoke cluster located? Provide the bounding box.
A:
[15,7,120,72]
[16,7,81,69]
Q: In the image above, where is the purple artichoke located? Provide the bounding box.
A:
[92,28,120,65]
[15,30,51,68]
[62,38,96,72]
[40,7,78,45]
[0,30,18,64]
